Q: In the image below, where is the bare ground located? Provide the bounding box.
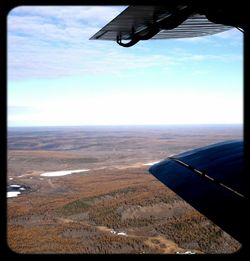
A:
[7,125,242,254]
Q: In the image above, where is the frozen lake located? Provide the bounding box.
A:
[40,169,89,177]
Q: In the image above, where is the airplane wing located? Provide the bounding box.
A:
[149,140,246,244]
[90,5,233,47]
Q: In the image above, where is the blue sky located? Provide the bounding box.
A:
[7,6,243,126]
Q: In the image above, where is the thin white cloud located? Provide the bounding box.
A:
[8,32,179,80]
[175,35,212,44]
[176,28,242,47]
[8,32,242,80]
[9,6,127,27]
[214,28,242,39]
[8,11,105,44]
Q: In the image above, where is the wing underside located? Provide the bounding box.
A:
[90,6,233,41]
[149,140,245,243]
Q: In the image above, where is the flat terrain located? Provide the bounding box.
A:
[7,125,243,254]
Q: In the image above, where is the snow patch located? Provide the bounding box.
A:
[40,169,89,177]
[7,191,21,198]
[10,185,21,188]
[117,232,127,236]
[176,251,196,254]
[110,229,127,236]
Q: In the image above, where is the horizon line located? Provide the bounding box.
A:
[8,123,243,128]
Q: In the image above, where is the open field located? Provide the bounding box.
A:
[7,125,243,254]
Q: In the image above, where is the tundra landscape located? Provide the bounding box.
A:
[7,124,242,254]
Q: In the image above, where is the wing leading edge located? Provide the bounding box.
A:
[149,140,246,244]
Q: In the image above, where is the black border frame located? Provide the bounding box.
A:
[1,0,249,258]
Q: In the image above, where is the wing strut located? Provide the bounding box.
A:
[116,6,194,47]
[116,22,160,47]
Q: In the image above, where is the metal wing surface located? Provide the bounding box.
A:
[90,6,232,42]
[149,140,245,243]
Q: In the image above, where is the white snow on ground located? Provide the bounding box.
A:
[117,232,127,236]
[40,169,89,177]
[143,161,160,166]
[176,251,196,254]
[9,177,13,180]
[110,229,127,236]
[7,191,21,198]
[10,185,21,188]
